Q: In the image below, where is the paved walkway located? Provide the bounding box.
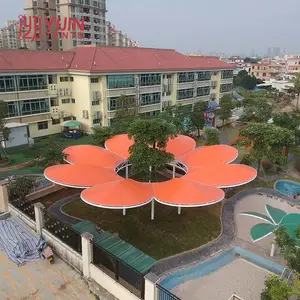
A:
[0,251,94,300]
[151,188,291,277]
[48,194,82,226]
[0,161,33,172]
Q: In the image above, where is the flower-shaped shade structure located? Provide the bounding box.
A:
[240,205,300,246]
[44,134,257,212]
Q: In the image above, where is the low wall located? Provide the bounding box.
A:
[42,228,83,272]
[90,264,141,300]
[26,184,64,201]
[8,203,36,231]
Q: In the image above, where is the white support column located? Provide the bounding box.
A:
[151,199,155,220]
[123,208,126,216]
[0,181,9,213]
[34,202,45,235]
[125,164,129,179]
[172,164,176,179]
[81,232,93,279]
[178,206,181,215]
[144,273,159,300]
[270,242,276,257]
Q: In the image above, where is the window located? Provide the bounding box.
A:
[177,88,194,100]
[140,93,161,106]
[140,74,161,86]
[82,110,89,119]
[178,72,195,83]
[91,78,99,83]
[7,101,19,117]
[52,119,60,125]
[197,86,210,97]
[63,116,72,121]
[17,75,47,91]
[70,77,74,82]
[141,110,160,118]
[107,75,135,89]
[60,77,69,82]
[108,95,136,111]
[9,98,50,116]
[263,73,266,77]
[221,70,233,79]
[62,98,70,104]
[71,98,76,103]
[220,83,233,93]
[93,111,101,124]
[0,76,16,92]
[37,121,48,130]
[167,74,172,79]
[197,71,211,81]
[50,98,59,106]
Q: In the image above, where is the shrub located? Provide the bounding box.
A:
[262,161,273,173]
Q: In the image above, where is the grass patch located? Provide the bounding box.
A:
[63,200,221,259]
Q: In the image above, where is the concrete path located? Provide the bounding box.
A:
[0,251,94,300]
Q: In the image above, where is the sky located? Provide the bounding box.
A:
[1,0,300,56]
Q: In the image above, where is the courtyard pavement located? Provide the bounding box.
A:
[0,251,94,300]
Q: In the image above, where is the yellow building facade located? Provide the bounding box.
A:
[0,47,234,138]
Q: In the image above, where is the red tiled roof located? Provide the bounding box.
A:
[0,50,75,73]
[0,46,235,74]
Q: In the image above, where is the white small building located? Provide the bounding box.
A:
[257,79,294,93]
[1,123,29,148]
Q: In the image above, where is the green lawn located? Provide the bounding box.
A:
[63,199,221,259]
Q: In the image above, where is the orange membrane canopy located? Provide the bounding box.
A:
[81,179,153,208]
[105,134,196,160]
[153,178,225,207]
[64,145,123,169]
[105,134,134,159]
[166,135,196,158]
[184,164,257,188]
[183,145,238,168]
[44,164,121,188]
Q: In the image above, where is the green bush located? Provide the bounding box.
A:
[262,161,273,173]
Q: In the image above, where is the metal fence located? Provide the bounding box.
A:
[12,200,35,220]
[92,242,145,299]
[44,211,82,255]
[156,284,181,300]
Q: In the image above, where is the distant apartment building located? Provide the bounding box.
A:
[0,46,234,138]
[250,61,284,81]
[105,22,139,48]
[0,20,27,50]
[286,57,300,73]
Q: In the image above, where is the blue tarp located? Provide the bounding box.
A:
[0,217,46,266]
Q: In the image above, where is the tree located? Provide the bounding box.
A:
[110,95,140,134]
[204,128,220,145]
[273,113,300,145]
[217,94,232,126]
[240,100,273,123]
[92,126,113,147]
[0,100,10,161]
[244,57,261,64]
[240,123,295,172]
[233,70,261,90]
[128,118,176,181]
[9,177,35,202]
[158,105,193,134]
[189,102,207,137]
[30,136,66,169]
[261,275,293,300]
[291,73,300,108]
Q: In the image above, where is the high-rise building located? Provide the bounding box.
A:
[58,0,107,50]
[24,0,58,51]
[273,47,280,57]
[105,21,139,48]
[0,20,27,50]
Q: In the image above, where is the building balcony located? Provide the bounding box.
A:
[0,89,49,101]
